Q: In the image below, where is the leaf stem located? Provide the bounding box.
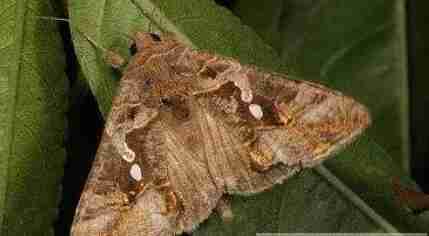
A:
[128,0,194,47]
[315,165,399,233]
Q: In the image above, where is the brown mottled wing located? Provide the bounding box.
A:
[155,95,302,232]
[187,58,370,195]
[246,70,371,168]
[193,95,300,195]
[71,32,371,236]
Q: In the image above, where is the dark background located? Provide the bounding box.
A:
[407,0,429,193]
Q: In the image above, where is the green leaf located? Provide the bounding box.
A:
[0,0,67,235]
[68,0,428,233]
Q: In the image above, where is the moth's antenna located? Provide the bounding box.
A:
[147,7,154,33]
[36,16,70,23]
[35,16,126,68]
[79,32,126,69]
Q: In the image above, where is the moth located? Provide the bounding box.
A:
[71,32,371,236]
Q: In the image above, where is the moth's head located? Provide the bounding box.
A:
[130,32,179,54]
[124,31,184,73]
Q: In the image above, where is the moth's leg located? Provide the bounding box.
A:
[215,196,234,223]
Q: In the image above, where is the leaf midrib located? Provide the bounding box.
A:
[130,0,194,47]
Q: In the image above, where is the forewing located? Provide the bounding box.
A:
[189,59,370,195]
[247,70,371,168]
[71,95,224,235]
[70,92,168,236]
